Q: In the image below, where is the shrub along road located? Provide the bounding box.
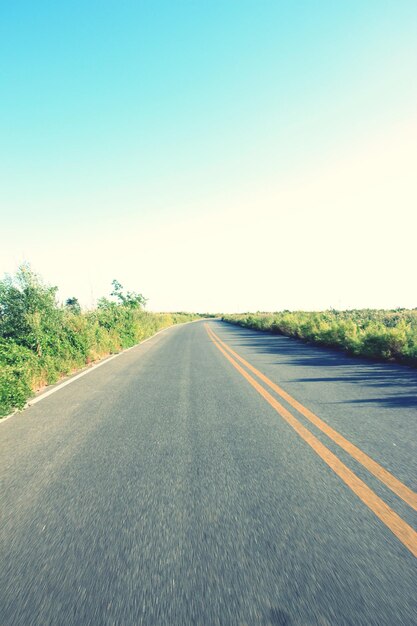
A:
[1,320,417,625]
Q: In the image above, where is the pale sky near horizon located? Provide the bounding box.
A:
[1,1,416,312]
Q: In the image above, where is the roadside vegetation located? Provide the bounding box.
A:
[0,265,204,417]
[222,310,417,366]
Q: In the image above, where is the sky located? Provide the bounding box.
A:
[1,0,416,312]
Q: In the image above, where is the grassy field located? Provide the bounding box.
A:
[0,265,204,417]
[222,309,417,366]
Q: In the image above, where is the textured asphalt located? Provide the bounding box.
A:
[1,320,417,625]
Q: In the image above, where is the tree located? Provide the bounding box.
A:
[110,279,147,309]
[65,297,81,314]
[0,263,59,355]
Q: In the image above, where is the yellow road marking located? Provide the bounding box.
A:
[207,325,417,513]
[206,324,417,559]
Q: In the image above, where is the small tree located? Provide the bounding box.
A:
[0,264,59,355]
[110,280,147,309]
[65,297,81,314]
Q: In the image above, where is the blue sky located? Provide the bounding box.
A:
[1,1,416,311]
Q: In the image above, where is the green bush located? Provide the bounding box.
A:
[0,340,40,416]
[0,265,202,417]
[222,309,417,366]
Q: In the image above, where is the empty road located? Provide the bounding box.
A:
[1,320,417,625]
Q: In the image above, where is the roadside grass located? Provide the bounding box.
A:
[222,310,417,366]
[0,265,205,418]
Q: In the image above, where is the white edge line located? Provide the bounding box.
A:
[1,318,209,424]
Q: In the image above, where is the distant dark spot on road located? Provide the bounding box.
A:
[268,606,292,625]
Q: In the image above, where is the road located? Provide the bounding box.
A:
[1,320,417,625]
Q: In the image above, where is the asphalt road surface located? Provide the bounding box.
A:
[1,320,417,625]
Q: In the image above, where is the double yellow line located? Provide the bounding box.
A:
[205,324,417,559]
